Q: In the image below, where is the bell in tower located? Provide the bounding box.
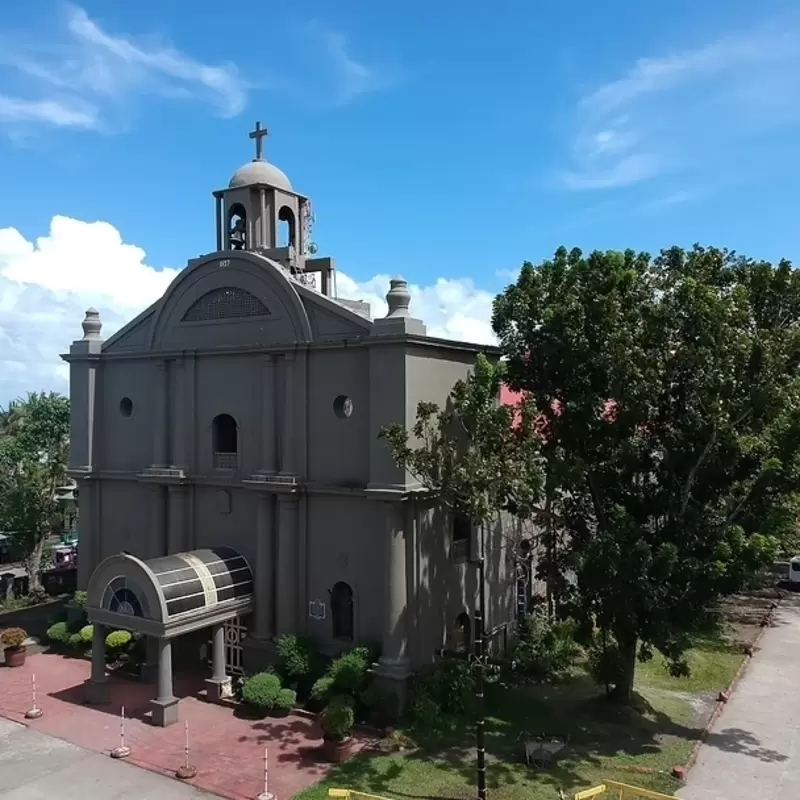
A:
[212,121,309,257]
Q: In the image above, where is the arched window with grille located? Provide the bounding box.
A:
[330,581,354,641]
[452,611,471,653]
[212,414,238,469]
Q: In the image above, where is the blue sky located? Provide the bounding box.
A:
[1,0,800,401]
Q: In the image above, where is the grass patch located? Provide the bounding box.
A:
[636,635,744,694]
[296,635,747,800]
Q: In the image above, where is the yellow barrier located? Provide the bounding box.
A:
[328,780,675,800]
[573,779,676,800]
[328,790,394,800]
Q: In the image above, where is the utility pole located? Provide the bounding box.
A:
[474,527,487,800]
[438,524,529,800]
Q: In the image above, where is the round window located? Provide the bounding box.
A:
[119,397,134,417]
[333,395,353,419]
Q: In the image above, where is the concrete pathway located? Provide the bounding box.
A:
[678,598,800,800]
[0,717,222,799]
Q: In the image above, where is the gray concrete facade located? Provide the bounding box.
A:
[61,123,521,691]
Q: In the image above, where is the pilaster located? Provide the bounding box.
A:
[376,501,411,679]
[150,485,167,559]
[275,494,299,636]
[167,485,188,554]
[280,352,296,476]
[253,493,275,639]
[152,360,168,468]
[259,355,276,474]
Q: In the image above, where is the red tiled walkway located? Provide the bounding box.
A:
[0,653,374,799]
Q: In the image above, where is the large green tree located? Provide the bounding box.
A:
[380,353,544,539]
[492,245,800,702]
[0,392,70,593]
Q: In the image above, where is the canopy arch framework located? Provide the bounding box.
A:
[86,546,254,638]
[84,547,254,726]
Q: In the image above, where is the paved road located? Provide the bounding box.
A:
[0,717,222,799]
[679,597,800,800]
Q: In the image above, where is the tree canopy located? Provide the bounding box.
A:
[380,353,543,532]
[0,391,70,591]
[492,245,800,700]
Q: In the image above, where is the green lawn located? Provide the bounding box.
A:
[295,637,746,800]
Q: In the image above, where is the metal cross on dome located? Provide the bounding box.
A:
[249,121,269,160]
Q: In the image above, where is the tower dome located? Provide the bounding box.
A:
[228,159,292,191]
[227,121,292,191]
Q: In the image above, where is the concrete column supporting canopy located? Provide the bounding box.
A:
[205,623,232,703]
[84,623,110,705]
[150,637,179,727]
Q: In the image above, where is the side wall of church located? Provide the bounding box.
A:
[411,504,517,666]
[402,347,518,665]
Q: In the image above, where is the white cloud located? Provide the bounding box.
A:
[304,21,397,106]
[560,18,800,190]
[0,216,496,404]
[0,4,246,132]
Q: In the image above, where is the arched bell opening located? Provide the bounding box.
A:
[278,206,296,249]
[227,203,247,251]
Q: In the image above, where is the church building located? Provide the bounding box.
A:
[63,123,522,726]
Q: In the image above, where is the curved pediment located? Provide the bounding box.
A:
[148,252,313,349]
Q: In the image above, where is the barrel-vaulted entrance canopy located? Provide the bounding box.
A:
[86,547,253,638]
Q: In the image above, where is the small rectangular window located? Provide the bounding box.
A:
[451,515,471,561]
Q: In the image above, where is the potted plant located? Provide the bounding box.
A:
[319,696,355,763]
[1,627,29,668]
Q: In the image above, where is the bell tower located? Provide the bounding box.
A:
[213,121,310,256]
[213,121,337,297]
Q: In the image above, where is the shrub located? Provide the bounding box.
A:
[274,687,297,712]
[360,684,397,723]
[311,676,334,703]
[277,634,314,678]
[46,621,71,645]
[413,660,475,716]
[69,590,88,610]
[78,624,94,644]
[319,696,354,741]
[68,633,82,647]
[105,630,132,650]
[512,612,582,681]
[1,627,27,648]
[328,649,370,693]
[276,634,323,693]
[587,637,626,690]
[242,672,282,712]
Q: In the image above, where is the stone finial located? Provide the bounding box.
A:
[385,278,411,319]
[81,308,102,340]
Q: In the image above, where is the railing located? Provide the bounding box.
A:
[573,779,677,800]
